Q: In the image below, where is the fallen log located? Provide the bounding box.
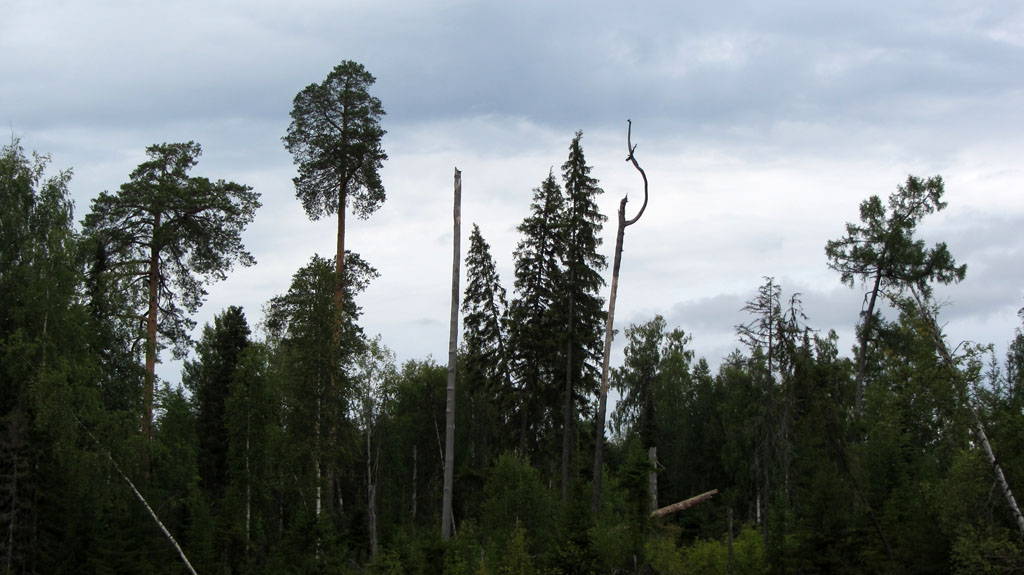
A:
[650,489,718,519]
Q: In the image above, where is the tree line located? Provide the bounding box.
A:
[2,59,1024,574]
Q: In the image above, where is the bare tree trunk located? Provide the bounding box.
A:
[245,397,251,549]
[727,507,734,575]
[367,421,378,559]
[518,389,530,457]
[974,420,1024,539]
[650,489,718,518]
[78,415,198,575]
[592,121,649,514]
[442,167,461,541]
[335,190,347,314]
[910,286,1024,541]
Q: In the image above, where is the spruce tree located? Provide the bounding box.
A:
[557,131,606,497]
[462,224,512,459]
[507,171,565,459]
[462,224,509,388]
[183,306,251,501]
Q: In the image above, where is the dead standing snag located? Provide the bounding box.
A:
[592,120,649,513]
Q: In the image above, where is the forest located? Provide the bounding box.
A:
[3,59,1024,575]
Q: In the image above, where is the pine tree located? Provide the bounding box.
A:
[557,131,607,498]
[283,60,387,320]
[82,142,259,441]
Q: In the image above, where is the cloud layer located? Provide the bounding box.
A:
[4,0,1023,378]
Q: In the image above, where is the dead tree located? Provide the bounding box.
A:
[908,286,1024,541]
[592,120,649,514]
[650,489,718,519]
[442,167,461,540]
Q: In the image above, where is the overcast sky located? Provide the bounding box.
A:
[4,0,1023,382]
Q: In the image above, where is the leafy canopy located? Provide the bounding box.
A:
[82,142,260,356]
[283,60,387,220]
[825,174,966,299]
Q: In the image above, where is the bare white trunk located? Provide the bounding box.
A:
[245,415,251,545]
[79,418,198,575]
[975,418,1024,540]
[442,167,461,540]
[367,424,378,559]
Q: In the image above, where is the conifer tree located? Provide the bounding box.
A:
[283,60,387,319]
[557,131,607,498]
[183,306,251,501]
[825,175,966,414]
[82,142,259,441]
[462,224,513,460]
[508,171,565,458]
[462,224,509,390]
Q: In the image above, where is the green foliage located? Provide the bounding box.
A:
[481,453,554,556]
[825,174,966,299]
[498,522,535,575]
[462,225,514,464]
[283,60,387,222]
[82,141,260,357]
[507,171,566,459]
[684,523,765,575]
[184,305,251,499]
[8,132,1024,575]
[556,130,607,435]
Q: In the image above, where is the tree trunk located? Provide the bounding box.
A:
[648,446,658,513]
[593,121,649,514]
[144,212,161,443]
[442,167,461,540]
[78,415,198,575]
[974,420,1024,540]
[854,268,883,415]
[335,190,347,314]
[518,386,530,457]
[911,286,1024,541]
[649,489,718,519]
[367,420,378,560]
[727,507,734,575]
[592,201,626,514]
[411,445,417,529]
[561,295,574,501]
[245,392,251,549]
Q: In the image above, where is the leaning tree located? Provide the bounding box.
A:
[825,175,965,415]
